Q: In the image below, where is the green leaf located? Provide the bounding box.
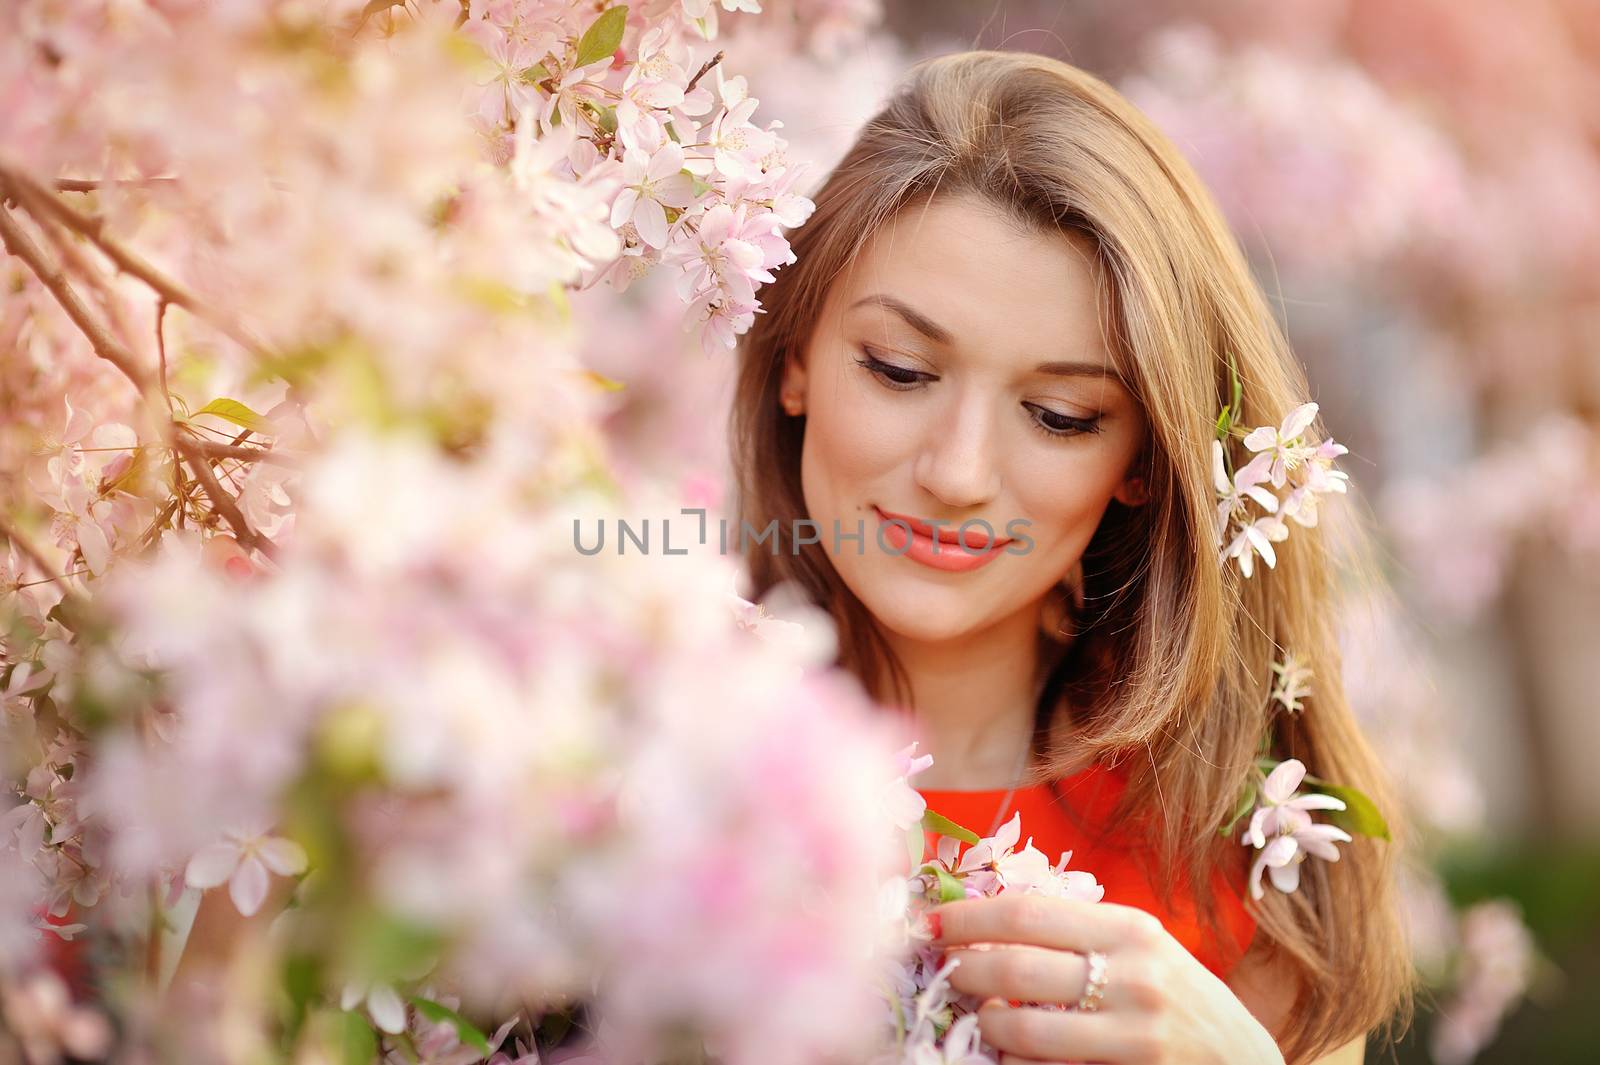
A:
[930,866,966,903]
[347,913,444,986]
[282,953,323,1044]
[1214,406,1232,442]
[340,1010,378,1065]
[190,397,276,436]
[922,809,980,846]
[409,997,490,1056]
[574,6,627,70]
[1227,350,1243,422]
[519,62,551,85]
[1303,779,1391,841]
[905,820,925,869]
[1219,779,1258,838]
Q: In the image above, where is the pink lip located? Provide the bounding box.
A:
[873,506,1012,573]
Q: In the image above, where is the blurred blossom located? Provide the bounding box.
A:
[1123,23,1471,277]
[1381,414,1600,624]
[1430,900,1540,1065]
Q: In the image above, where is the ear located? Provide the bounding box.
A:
[779,353,808,412]
[1112,474,1149,507]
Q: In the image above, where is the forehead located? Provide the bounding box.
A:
[826,193,1114,370]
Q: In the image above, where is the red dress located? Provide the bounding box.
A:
[916,761,1258,980]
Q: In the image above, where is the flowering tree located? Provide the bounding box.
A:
[0,2,925,1062]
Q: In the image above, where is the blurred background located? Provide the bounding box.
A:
[574,1,1600,1061]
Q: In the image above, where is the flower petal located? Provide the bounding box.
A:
[1288,793,1347,813]
[229,854,270,916]
[1268,857,1302,895]
[1263,759,1307,803]
[1242,425,1277,452]
[367,983,408,1034]
[185,843,242,890]
[1281,402,1318,439]
[257,836,309,877]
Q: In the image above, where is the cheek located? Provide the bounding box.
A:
[1009,448,1131,548]
[800,370,914,507]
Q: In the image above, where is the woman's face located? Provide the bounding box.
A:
[781,193,1150,644]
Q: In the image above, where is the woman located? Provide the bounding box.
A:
[729,50,1413,1065]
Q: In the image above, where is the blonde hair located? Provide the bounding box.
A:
[729,50,1412,1062]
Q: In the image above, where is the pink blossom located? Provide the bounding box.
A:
[669,202,774,305]
[1245,759,1351,899]
[1212,440,1279,546]
[0,969,113,1065]
[339,981,408,1035]
[1223,512,1288,578]
[459,18,542,127]
[1269,652,1314,713]
[1243,401,1321,488]
[184,824,308,916]
[705,74,777,179]
[610,142,696,249]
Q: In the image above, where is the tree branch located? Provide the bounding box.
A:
[0,192,156,396]
[1,165,273,361]
[56,177,178,193]
[2,177,279,564]
[685,51,724,95]
[170,433,278,561]
[191,441,304,469]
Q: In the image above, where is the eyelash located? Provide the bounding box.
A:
[853,350,1104,439]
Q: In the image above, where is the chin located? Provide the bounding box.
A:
[850,578,994,644]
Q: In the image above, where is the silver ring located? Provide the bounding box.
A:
[1074,950,1109,1012]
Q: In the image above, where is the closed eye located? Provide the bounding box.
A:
[1024,402,1103,439]
[856,347,1103,439]
[854,350,930,391]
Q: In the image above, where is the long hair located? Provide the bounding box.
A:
[728,49,1412,1062]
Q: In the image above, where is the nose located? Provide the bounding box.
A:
[913,390,1002,509]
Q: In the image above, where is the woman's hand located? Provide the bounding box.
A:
[931,894,1285,1065]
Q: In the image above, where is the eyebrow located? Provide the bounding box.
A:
[849,292,1121,381]
[851,294,952,344]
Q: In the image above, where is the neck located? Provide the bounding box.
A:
[877,602,1055,790]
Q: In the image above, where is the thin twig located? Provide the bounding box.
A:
[1,165,273,361]
[190,440,303,469]
[0,512,88,614]
[56,177,178,193]
[170,433,277,560]
[155,299,174,417]
[685,50,724,95]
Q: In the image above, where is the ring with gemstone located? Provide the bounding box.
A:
[1074,950,1109,1012]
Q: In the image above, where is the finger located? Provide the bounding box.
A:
[943,944,1089,1007]
[932,893,1164,954]
[977,999,1140,1063]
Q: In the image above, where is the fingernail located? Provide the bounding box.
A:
[928,911,942,940]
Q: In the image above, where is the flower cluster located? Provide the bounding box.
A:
[1240,758,1352,900]
[456,0,819,355]
[1225,657,1388,901]
[873,746,1104,1065]
[0,3,910,1063]
[1214,401,1350,577]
